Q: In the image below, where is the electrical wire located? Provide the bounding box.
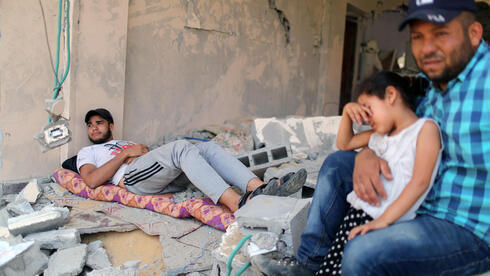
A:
[53,0,71,100]
[38,0,57,82]
[226,234,252,276]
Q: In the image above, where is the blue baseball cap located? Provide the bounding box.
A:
[399,0,477,31]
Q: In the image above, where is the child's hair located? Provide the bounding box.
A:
[355,71,422,111]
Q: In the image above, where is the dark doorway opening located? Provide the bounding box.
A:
[339,16,358,115]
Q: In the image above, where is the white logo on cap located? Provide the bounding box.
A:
[416,0,434,6]
[427,14,445,22]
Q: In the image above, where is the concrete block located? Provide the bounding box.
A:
[234,195,311,255]
[0,240,48,276]
[7,207,70,236]
[86,240,112,270]
[235,145,292,177]
[44,244,88,276]
[18,179,41,203]
[23,228,81,250]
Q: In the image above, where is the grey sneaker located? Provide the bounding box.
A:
[251,253,314,276]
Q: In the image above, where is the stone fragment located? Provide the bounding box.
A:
[44,244,88,276]
[86,240,112,270]
[23,228,80,250]
[18,179,41,203]
[0,240,48,276]
[7,207,70,236]
[6,198,34,216]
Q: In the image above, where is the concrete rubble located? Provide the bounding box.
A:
[0,116,346,275]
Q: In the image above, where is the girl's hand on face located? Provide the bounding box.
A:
[347,218,390,240]
[343,103,371,126]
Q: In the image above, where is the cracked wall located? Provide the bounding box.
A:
[0,0,394,181]
[123,0,328,144]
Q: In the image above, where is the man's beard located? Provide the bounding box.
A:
[421,35,476,87]
[89,129,112,144]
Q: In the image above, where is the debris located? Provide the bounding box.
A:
[0,240,48,276]
[43,244,88,276]
[18,179,41,203]
[86,240,112,270]
[7,206,70,236]
[23,228,81,250]
[6,198,34,216]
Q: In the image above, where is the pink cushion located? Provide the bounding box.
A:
[52,168,234,231]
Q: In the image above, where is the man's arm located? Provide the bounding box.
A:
[79,144,149,189]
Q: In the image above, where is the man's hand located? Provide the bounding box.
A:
[123,144,149,160]
[353,148,392,206]
[348,217,390,240]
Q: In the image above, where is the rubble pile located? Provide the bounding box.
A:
[0,178,142,276]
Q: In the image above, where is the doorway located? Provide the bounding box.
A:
[338,15,358,115]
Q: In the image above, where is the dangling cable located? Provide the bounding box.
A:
[53,0,71,100]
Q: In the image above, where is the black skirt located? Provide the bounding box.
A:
[315,205,373,275]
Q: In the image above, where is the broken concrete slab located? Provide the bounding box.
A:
[0,240,48,276]
[7,206,70,236]
[6,198,34,216]
[86,240,112,270]
[44,244,88,276]
[234,195,311,255]
[161,225,223,275]
[18,179,41,203]
[23,228,81,250]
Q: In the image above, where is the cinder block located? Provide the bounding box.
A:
[7,207,70,236]
[235,145,292,177]
[23,228,80,250]
[234,195,311,256]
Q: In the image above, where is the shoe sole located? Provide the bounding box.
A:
[263,168,307,197]
[277,168,306,196]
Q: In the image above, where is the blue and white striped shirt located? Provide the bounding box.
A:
[416,41,489,245]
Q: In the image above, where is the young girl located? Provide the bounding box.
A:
[315,71,442,275]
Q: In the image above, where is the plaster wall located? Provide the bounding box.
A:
[0,0,61,180]
[123,0,330,144]
[0,0,128,181]
[0,0,384,181]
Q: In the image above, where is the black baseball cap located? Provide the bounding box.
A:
[84,108,114,124]
[399,0,477,31]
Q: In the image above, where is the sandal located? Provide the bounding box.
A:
[238,168,307,209]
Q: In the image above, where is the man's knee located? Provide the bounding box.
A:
[342,235,385,274]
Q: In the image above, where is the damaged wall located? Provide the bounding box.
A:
[123,0,331,143]
[0,0,392,181]
[0,1,61,181]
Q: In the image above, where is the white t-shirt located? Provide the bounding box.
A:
[77,140,135,185]
[347,118,442,222]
